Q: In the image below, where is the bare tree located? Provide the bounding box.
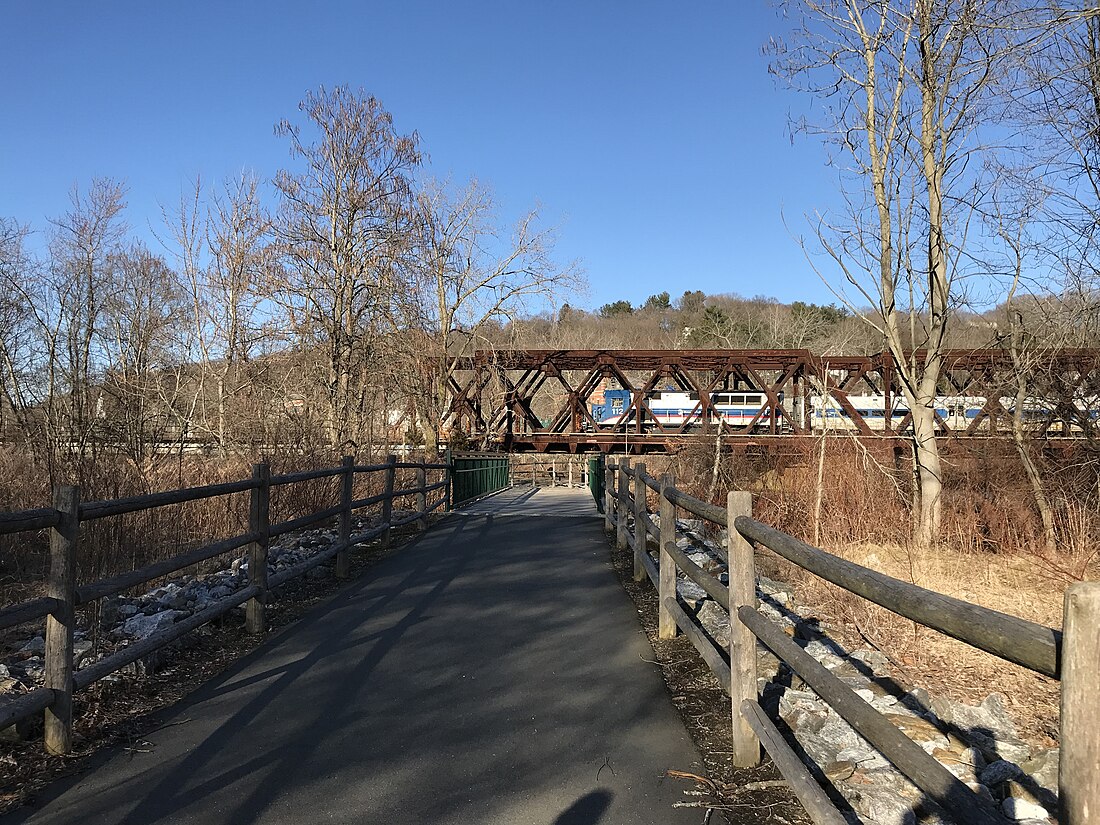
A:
[0,218,39,445]
[1006,3,1100,355]
[165,174,271,452]
[983,189,1061,552]
[99,243,185,463]
[980,3,1100,555]
[270,86,420,450]
[398,179,582,453]
[775,0,1015,546]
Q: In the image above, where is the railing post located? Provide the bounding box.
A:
[728,490,760,767]
[616,457,631,550]
[336,455,354,578]
[658,474,677,639]
[44,484,78,755]
[415,465,428,531]
[603,457,615,533]
[245,463,270,634]
[633,462,647,582]
[444,448,453,512]
[381,454,397,548]
[1060,581,1100,825]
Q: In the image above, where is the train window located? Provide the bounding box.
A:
[745,394,763,405]
[688,391,699,401]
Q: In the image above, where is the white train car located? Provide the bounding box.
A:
[591,389,780,430]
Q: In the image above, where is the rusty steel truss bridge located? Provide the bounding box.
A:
[444,349,1100,454]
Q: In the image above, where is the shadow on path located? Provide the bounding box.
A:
[7,490,702,825]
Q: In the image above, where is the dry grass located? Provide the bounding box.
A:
[758,542,1065,748]
[665,432,1100,751]
[0,447,437,647]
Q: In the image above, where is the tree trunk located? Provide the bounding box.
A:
[910,403,942,548]
[1004,310,1058,553]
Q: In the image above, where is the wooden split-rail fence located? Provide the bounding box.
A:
[0,453,521,756]
[603,456,1098,825]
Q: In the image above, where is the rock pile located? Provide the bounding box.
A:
[660,519,1058,825]
[1,510,414,732]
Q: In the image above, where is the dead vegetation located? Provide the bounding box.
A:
[0,448,424,627]
[662,432,1095,752]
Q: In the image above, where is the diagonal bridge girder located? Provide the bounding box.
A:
[444,349,1100,453]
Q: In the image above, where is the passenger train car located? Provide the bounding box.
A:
[808,394,989,431]
[590,388,1100,434]
[810,394,1100,433]
[590,389,782,430]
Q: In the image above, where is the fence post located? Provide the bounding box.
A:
[633,461,647,582]
[336,455,354,578]
[444,448,453,512]
[604,457,615,533]
[728,490,760,767]
[568,458,574,488]
[616,457,631,550]
[1060,581,1100,825]
[381,454,397,548]
[44,484,78,755]
[415,465,428,531]
[245,463,270,635]
[658,474,677,639]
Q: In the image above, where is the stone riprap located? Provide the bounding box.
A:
[1,510,417,736]
[649,516,1058,825]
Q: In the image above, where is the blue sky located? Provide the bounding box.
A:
[1,1,842,310]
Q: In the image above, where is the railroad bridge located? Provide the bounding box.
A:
[445,348,1100,453]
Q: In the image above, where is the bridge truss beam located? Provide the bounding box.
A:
[445,349,1100,453]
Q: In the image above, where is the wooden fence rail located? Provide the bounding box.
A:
[0,455,452,755]
[604,456,1097,825]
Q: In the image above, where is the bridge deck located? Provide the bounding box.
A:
[8,487,703,825]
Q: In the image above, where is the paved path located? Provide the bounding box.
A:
[8,487,703,825]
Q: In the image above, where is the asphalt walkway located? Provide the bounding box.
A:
[7,487,703,825]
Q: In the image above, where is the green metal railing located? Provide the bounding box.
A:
[587,455,605,513]
[449,452,510,505]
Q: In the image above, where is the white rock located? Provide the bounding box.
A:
[1002,796,1051,821]
[861,789,918,825]
[675,579,709,605]
[122,610,186,639]
[73,640,94,666]
[803,640,834,659]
